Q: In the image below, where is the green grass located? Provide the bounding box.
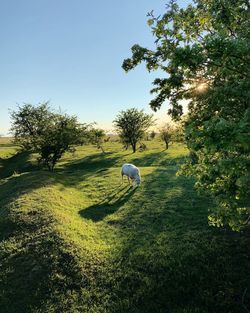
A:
[0,138,249,313]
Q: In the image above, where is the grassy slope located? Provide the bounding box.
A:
[0,139,249,313]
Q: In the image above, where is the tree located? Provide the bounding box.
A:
[36,114,82,171]
[10,103,82,171]
[113,108,154,152]
[89,127,106,153]
[150,130,156,140]
[78,123,93,146]
[10,102,53,150]
[159,124,173,149]
[122,0,250,230]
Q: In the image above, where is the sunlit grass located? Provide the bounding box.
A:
[0,138,249,313]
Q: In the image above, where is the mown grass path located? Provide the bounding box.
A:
[0,139,249,313]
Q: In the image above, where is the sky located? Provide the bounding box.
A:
[0,0,189,135]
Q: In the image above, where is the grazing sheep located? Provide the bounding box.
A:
[121,164,141,187]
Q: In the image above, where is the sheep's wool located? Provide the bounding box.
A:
[121,164,141,186]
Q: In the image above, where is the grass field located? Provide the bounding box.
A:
[0,138,249,313]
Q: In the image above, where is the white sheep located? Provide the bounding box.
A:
[121,163,141,187]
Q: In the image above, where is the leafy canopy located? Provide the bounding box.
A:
[10,102,53,150]
[113,108,154,152]
[10,103,83,171]
[122,0,250,230]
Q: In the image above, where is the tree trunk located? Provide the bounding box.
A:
[132,143,136,153]
[165,141,169,150]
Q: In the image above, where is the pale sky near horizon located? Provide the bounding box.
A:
[0,0,189,135]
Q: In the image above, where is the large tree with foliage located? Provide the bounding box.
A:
[10,103,83,171]
[123,0,250,230]
[10,102,53,150]
[113,108,154,152]
[36,114,83,171]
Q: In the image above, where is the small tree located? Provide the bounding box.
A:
[113,108,154,152]
[10,103,82,171]
[150,130,156,140]
[159,125,173,149]
[89,128,106,153]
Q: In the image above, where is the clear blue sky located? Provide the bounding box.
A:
[0,0,189,135]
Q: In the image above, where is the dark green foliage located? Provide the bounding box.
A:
[10,103,83,171]
[122,0,250,230]
[78,123,94,146]
[37,114,82,171]
[181,109,250,230]
[88,127,106,153]
[10,102,53,150]
[113,108,154,152]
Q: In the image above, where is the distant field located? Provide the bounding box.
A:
[0,139,249,313]
[0,137,18,159]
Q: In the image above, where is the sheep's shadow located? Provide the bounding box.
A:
[79,185,137,222]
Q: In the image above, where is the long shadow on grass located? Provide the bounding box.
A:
[57,152,121,187]
[61,149,187,187]
[128,150,188,167]
[0,151,125,312]
[0,171,52,312]
[64,152,120,172]
[0,169,96,313]
[1,150,249,313]
[101,166,250,313]
[0,171,55,241]
[0,143,16,147]
[56,148,181,188]
[0,151,34,179]
[79,184,137,222]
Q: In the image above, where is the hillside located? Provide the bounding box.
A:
[0,139,249,313]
